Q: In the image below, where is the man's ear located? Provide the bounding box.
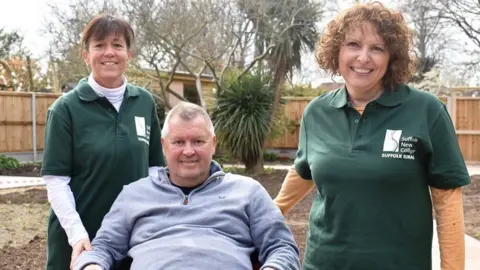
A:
[161,138,166,153]
[212,135,217,153]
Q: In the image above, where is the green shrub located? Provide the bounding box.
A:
[263,152,279,162]
[0,155,20,170]
[282,84,326,97]
[212,71,274,172]
[222,166,246,174]
[263,167,276,174]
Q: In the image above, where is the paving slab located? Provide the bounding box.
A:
[0,176,44,189]
[432,220,480,270]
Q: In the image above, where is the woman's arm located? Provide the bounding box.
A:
[43,175,89,246]
[431,187,465,270]
[274,167,315,215]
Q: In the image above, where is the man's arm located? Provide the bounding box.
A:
[73,189,132,270]
[248,182,300,270]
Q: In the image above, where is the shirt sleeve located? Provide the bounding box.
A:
[43,175,89,246]
[274,167,315,215]
[248,182,301,270]
[293,115,312,180]
[41,107,73,176]
[73,188,131,270]
[148,97,165,167]
[427,103,470,189]
[431,187,465,270]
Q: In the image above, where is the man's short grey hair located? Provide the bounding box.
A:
[161,101,215,138]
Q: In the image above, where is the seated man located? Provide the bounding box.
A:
[74,101,300,270]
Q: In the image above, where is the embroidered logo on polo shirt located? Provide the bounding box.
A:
[135,116,150,145]
[381,129,417,160]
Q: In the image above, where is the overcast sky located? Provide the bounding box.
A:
[0,0,477,86]
[0,0,70,59]
[0,0,393,60]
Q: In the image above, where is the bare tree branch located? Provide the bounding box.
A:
[219,21,251,83]
[205,61,222,92]
[433,0,480,48]
[237,43,276,80]
[153,55,187,109]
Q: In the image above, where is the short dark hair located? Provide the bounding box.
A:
[80,13,135,51]
[315,1,416,89]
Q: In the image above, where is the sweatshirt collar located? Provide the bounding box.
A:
[155,160,225,187]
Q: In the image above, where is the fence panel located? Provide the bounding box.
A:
[0,92,61,153]
[266,95,480,163]
[1,92,479,163]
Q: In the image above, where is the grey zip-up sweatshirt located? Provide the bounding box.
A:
[74,163,300,270]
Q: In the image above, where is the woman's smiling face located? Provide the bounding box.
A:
[338,21,390,94]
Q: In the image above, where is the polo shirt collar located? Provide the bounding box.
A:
[329,84,407,108]
[329,86,349,108]
[77,78,140,102]
[375,84,407,107]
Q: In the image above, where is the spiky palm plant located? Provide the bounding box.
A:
[211,71,274,173]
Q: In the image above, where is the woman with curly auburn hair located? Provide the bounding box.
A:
[316,1,416,90]
[274,2,470,270]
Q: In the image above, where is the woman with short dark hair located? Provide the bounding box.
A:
[41,14,165,270]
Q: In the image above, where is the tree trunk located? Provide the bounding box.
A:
[195,74,207,109]
[0,59,13,90]
[252,158,265,175]
[160,89,172,110]
[26,56,34,92]
[263,66,287,148]
[259,65,287,173]
[51,61,60,92]
[246,157,264,175]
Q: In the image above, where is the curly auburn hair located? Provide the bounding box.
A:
[315,2,416,89]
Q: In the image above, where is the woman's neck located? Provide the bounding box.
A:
[87,74,126,112]
[347,86,384,107]
[88,73,126,96]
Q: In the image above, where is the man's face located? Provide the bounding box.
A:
[162,115,216,187]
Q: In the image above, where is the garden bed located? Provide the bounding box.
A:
[0,168,479,269]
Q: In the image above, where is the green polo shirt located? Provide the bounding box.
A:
[41,78,165,270]
[294,84,470,270]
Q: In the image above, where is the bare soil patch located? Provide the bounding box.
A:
[0,170,478,269]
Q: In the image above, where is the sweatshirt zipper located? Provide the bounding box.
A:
[181,175,220,205]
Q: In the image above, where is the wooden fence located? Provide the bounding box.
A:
[266,93,480,163]
[1,89,479,163]
[0,92,61,159]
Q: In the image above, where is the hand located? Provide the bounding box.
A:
[70,238,92,269]
[83,265,102,270]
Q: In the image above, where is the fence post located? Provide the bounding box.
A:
[31,92,37,162]
[446,96,451,115]
[450,89,457,129]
